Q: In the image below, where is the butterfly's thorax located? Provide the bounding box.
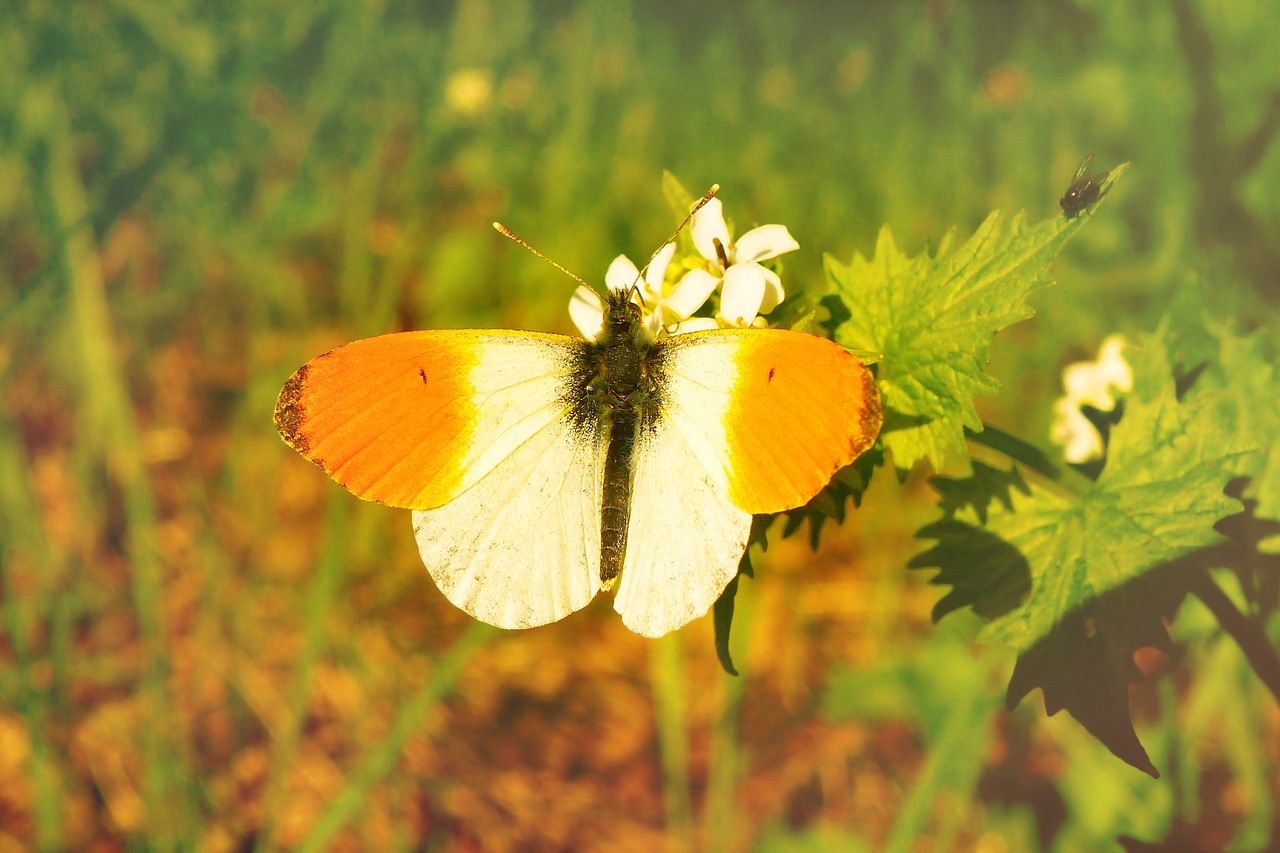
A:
[568,291,664,587]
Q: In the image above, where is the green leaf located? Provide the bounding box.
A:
[1201,320,1280,551]
[1004,573,1182,779]
[775,442,884,549]
[711,572,742,677]
[910,516,1033,623]
[930,459,1032,524]
[1139,292,1276,548]
[981,327,1243,652]
[913,324,1247,774]
[661,169,696,224]
[825,165,1128,472]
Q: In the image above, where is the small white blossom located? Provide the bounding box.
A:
[1051,398,1106,464]
[568,286,615,340]
[566,189,801,339]
[568,242,718,340]
[688,197,799,327]
[1062,336,1133,411]
[1049,335,1133,463]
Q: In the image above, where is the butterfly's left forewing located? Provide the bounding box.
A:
[275,330,590,510]
[276,330,609,628]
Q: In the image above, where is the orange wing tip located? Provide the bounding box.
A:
[713,335,885,515]
[852,366,884,457]
[274,364,310,453]
[274,362,334,476]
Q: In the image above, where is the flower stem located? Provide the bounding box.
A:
[651,633,694,852]
[966,424,1094,496]
[1189,568,1280,704]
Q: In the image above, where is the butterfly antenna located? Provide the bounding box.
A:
[633,183,721,288]
[492,222,593,290]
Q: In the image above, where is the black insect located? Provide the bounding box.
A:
[1059,155,1109,218]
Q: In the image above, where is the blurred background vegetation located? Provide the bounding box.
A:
[1,1,1276,850]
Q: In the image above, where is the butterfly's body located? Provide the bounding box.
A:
[579,291,659,585]
[275,289,880,636]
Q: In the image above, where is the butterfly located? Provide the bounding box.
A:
[275,257,881,638]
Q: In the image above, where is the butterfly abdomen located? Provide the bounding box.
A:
[599,407,637,585]
[586,290,666,587]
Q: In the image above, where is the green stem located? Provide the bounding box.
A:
[965,424,1061,480]
[295,622,493,853]
[966,424,1094,495]
[254,496,345,853]
[885,675,998,853]
[0,414,64,851]
[651,632,693,852]
[1189,568,1280,704]
[703,588,751,852]
[37,80,193,846]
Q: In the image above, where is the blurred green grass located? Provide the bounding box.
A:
[1,1,1277,850]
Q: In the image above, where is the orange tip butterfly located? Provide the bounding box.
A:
[274,208,882,637]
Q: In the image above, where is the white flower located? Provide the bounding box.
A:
[1062,335,1133,411]
[1049,335,1133,463]
[566,191,801,338]
[568,241,718,340]
[1051,397,1105,464]
[685,197,799,327]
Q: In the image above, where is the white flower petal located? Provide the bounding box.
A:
[1050,398,1104,463]
[668,317,720,335]
[756,265,784,314]
[644,242,676,291]
[733,224,799,263]
[719,263,767,326]
[1062,361,1099,401]
[1096,335,1133,392]
[643,306,664,334]
[665,268,720,319]
[605,255,641,292]
[691,197,731,263]
[569,286,606,340]
[1064,362,1120,411]
[1061,335,1133,411]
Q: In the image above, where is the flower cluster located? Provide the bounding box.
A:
[1049,335,1133,463]
[569,195,799,340]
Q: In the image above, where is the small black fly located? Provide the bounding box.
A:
[1059,155,1109,219]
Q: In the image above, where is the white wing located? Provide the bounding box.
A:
[612,327,879,637]
[610,333,749,637]
[613,419,752,637]
[413,410,606,629]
